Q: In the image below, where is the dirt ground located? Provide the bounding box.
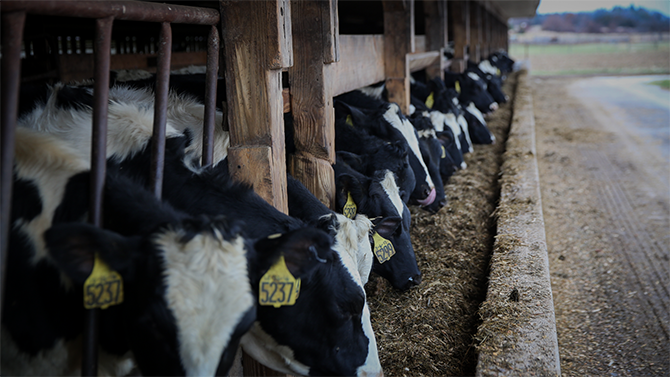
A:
[532,77,670,376]
[528,50,670,75]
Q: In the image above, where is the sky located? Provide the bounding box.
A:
[536,0,670,16]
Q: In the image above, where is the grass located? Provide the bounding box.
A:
[510,41,670,57]
[647,79,670,90]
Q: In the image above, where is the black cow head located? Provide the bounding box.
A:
[334,163,421,291]
[45,215,266,376]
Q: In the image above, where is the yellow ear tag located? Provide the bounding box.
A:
[425,92,435,109]
[346,114,354,127]
[372,232,395,264]
[441,145,446,159]
[496,68,501,76]
[343,191,357,219]
[259,255,301,308]
[83,253,124,310]
[455,81,461,94]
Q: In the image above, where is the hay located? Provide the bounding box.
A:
[365,72,519,377]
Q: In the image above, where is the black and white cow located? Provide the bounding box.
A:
[333,155,421,291]
[17,83,384,376]
[407,111,448,213]
[467,60,509,105]
[3,127,290,376]
[444,70,498,114]
[333,103,416,204]
[335,90,437,207]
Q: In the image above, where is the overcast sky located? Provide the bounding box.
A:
[536,0,670,16]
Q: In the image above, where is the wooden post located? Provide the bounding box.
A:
[288,0,338,209]
[449,0,468,73]
[221,0,292,216]
[482,9,490,59]
[220,2,292,374]
[423,0,447,80]
[382,0,413,115]
[470,1,482,63]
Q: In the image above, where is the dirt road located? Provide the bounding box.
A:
[532,75,669,376]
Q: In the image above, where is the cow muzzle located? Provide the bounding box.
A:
[489,102,499,111]
[417,187,436,207]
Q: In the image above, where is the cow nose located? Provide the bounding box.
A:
[490,102,499,111]
[408,274,422,287]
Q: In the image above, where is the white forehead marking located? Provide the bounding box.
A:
[444,113,463,150]
[452,97,459,106]
[356,304,383,376]
[409,104,416,115]
[358,84,385,100]
[383,104,435,189]
[479,60,498,75]
[429,111,446,133]
[157,229,253,377]
[466,102,487,126]
[458,113,474,153]
[380,170,404,220]
[326,213,373,287]
[467,72,481,81]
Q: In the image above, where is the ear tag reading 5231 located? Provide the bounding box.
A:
[455,81,461,94]
[346,114,355,127]
[343,191,357,219]
[259,255,301,308]
[425,92,435,109]
[372,232,395,264]
[83,253,124,310]
[441,145,447,159]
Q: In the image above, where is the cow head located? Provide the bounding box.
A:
[334,164,421,291]
[45,216,265,376]
[240,227,382,377]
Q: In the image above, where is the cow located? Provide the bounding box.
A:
[16,83,384,376]
[407,111,448,213]
[334,92,437,207]
[333,155,421,291]
[332,103,416,204]
[3,127,293,376]
[444,70,498,114]
[467,60,508,105]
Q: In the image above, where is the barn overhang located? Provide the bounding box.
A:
[483,0,541,22]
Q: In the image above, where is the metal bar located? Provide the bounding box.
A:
[202,25,220,167]
[150,22,172,200]
[2,1,219,25]
[83,15,114,377]
[0,10,26,327]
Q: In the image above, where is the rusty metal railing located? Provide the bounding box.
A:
[1,1,220,375]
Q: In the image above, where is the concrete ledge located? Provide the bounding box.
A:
[475,70,561,376]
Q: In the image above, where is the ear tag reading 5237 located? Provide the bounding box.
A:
[343,191,357,219]
[346,114,355,127]
[455,81,461,94]
[372,232,395,264]
[83,253,124,310]
[425,92,435,109]
[259,255,301,308]
[441,145,447,159]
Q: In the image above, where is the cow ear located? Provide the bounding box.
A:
[373,216,401,239]
[255,228,331,278]
[44,223,138,284]
[336,173,364,209]
[336,151,365,170]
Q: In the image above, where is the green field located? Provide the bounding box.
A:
[648,79,670,89]
[510,42,670,56]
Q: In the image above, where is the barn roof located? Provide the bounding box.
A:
[487,0,541,20]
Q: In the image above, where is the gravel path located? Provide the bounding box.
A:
[532,76,670,376]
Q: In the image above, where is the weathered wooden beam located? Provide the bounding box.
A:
[382,0,413,114]
[331,35,385,96]
[221,0,292,216]
[449,0,468,73]
[423,0,447,79]
[408,50,440,73]
[288,0,337,209]
[470,1,481,62]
